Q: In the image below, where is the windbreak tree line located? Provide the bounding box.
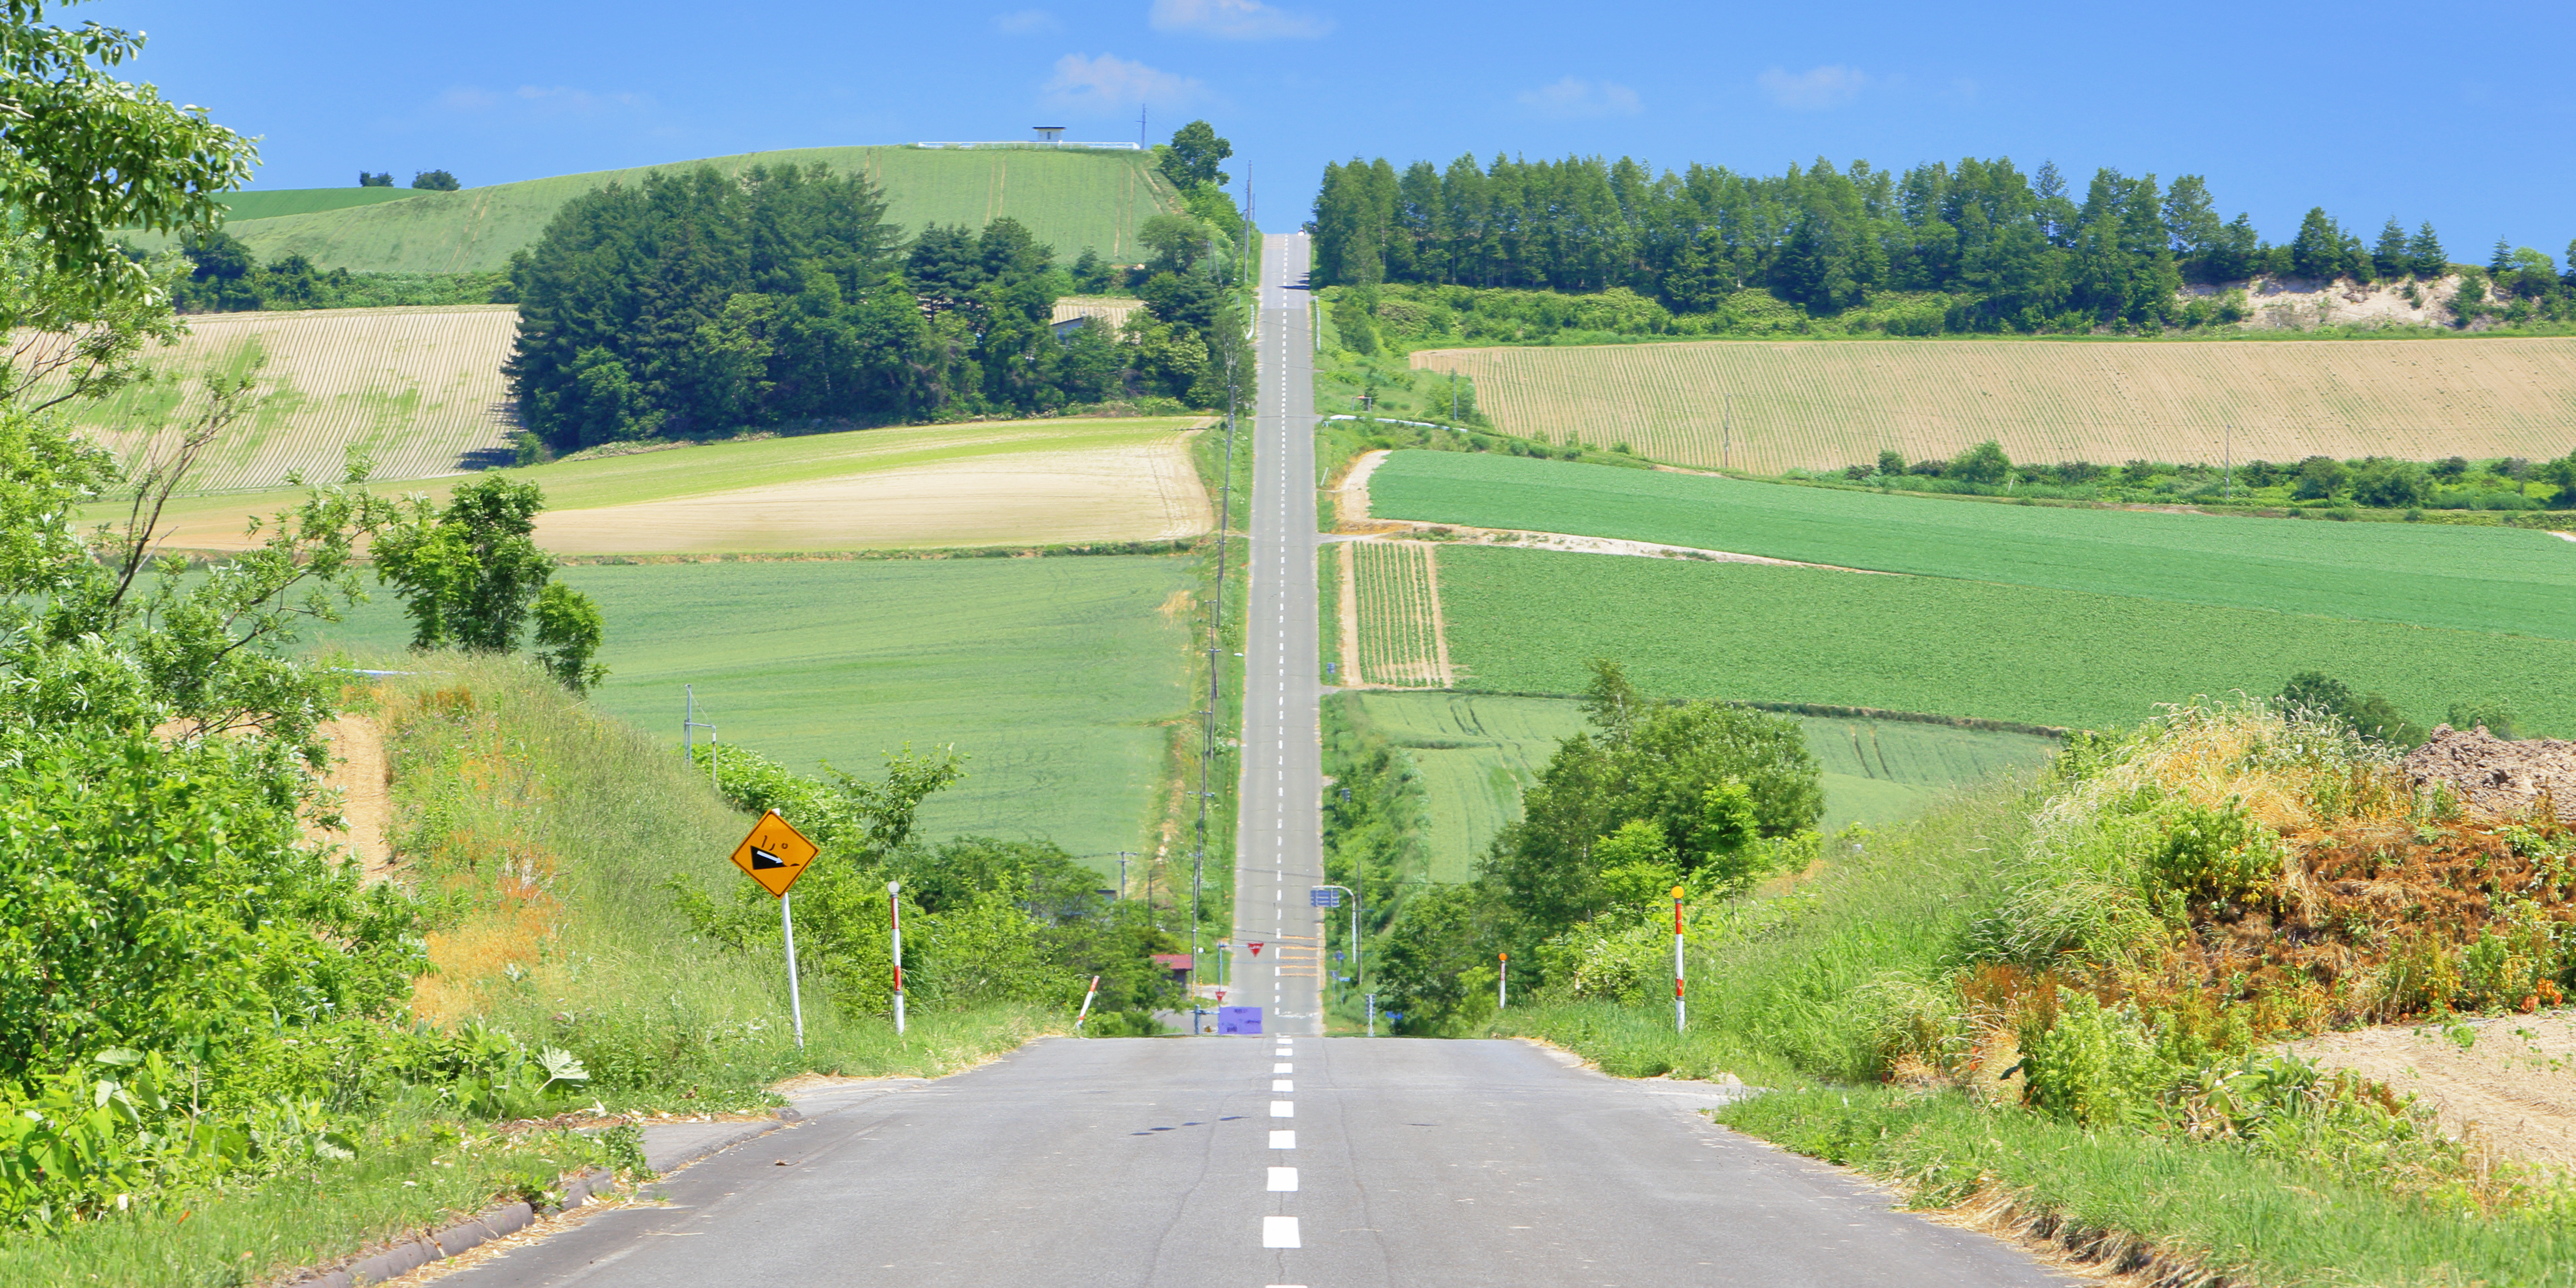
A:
[506,161,1244,451]
[1312,152,2576,332]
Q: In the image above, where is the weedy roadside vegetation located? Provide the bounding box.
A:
[1497,698,2576,1282]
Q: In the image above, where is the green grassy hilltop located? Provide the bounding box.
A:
[155,146,1179,273]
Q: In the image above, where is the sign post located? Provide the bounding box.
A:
[890,880,906,1037]
[1074,975,1102,1033]
[1498,952,1508,1011]
[1673,885,1687,1035]
[725,810,820,1048]
[1312,885,1361,1028]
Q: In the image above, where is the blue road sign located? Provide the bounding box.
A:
[1218,1006,1263,1035]
[1311,887,1341,908]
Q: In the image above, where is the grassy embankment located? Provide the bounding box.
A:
[141,146,1181,274]
[1335,691,2053,879]
[1495,706,2576,1285]
[0,659,1048,1287]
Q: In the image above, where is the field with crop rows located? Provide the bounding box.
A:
[146,147,1180,274]
[217,187,427,221]
[119,416,1212,552]
[1409,338,2576,472]
[1429,545,2576,736]
[1347,541,1452,687]
[1367,451,2576,640]
[1347,691,2059,878]
[304,555,1199,864]
[54,305,517,492]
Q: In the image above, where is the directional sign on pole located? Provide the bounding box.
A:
[729,810,819,898]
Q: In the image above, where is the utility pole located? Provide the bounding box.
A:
[1192,327,1241,1034]
[1118,851,1132,900]
[1722,394,1732,472]
[682,685,717,793]
[1312,885,1361,1029]
[2224,424,2233,502]
[1138,103,1147,150]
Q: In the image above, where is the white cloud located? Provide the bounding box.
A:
[1043,53,1206,113]
[1514,77,1642,119]
[992,8,1061,34]
[1149,0,1332,39]
[1757,64,1868,110]
[437,84,651,117]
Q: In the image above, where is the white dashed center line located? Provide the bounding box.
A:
[1273,1079,1294,1093]
[1270,1130,1295,1149]
[1272,1100,1293,1118]
[1268,1167,1299,1191]
[1262,1216,1302,1248]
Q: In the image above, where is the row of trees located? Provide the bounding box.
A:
[358,169,459,190]
[507,152,1247,449]
[1840,440,2576,509]
[1312,152,2575,331]
[163,227,506,312]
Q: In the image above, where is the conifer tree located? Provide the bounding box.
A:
[2373,217,2408,280]
[2406,222,2447,278]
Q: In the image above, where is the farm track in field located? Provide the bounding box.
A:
[51,306,518,492]
[1409,337,2576,471]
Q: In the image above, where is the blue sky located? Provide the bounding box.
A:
[92,0,2576,256]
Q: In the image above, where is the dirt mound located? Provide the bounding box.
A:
[2402,725,2576,822]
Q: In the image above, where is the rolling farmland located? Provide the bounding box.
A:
[125,416,1213,553]
[151,147,1180,274]
[1428,544,2576,736]
[55,305,518,492]
[216,187,427,220]
[1366,451,2576,640]
[303,556,1199,864]
[1345,691,2059,879]
[1409,338,2576,472]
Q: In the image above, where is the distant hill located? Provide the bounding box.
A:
[217,187,427,221]
[148,146,1180,274]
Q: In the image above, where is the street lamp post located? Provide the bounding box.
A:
[1312,885,1361,1034]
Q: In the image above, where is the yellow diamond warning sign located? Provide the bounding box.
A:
[729,810,819,898]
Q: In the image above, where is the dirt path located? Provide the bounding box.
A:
[1333,525,1894,572]
[314,716,394,884]
[2288,1011,2576,1175]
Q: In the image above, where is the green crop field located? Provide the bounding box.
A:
[1409,337,2576,474]
[141,146,1180,274]
[1429,544,2576,737]
[1369,451,2576,640]
[1347,691,2058,878]
[304,556,1197,865]
[216,187,427,221]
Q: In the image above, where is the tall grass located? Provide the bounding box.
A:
[367,655,1061,1105]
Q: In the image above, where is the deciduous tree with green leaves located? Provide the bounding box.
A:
[373,475,607,689]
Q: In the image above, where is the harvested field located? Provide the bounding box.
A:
[1052,296,1144,331]
[533,434,1209,554]
[1346,540,1453,688]
[51,305,518,492]
[1410,337,2576,472]
[118,417,1211,554]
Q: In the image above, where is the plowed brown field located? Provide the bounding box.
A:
[1410,337,2576,472]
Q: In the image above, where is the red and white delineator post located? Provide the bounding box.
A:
[1672,885,1687,1035]
[890,880,906,1037]
[1497,952,1508,1010]
[1074,975,1102,1032]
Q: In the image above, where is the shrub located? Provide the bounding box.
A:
[2147,801,2281,906]
[2018,990,2171,1127]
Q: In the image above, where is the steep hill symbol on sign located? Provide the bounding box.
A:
[728,810,820,898]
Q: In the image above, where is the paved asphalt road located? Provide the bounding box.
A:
[435,231,2067,1287]
[1221,232,1328,1036]
[443,1037,2066,1287]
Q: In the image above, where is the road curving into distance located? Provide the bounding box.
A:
[430,234,2070,1288]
